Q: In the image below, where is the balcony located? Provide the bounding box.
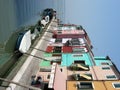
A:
[68,63,89,71]
[68,73,92,81]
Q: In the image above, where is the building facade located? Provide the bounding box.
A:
[32,21,120,90]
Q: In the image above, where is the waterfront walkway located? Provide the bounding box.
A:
[6,18,58,90]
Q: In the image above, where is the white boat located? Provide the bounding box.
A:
[16,30,31,53]
[41,15,50,26]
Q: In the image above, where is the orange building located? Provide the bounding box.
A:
[67,80,120,90]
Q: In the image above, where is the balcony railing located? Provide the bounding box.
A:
[69,64,89,71]
[68,73,92,81]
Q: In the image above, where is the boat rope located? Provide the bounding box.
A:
[24,53,49,61]
[30,47,46,52]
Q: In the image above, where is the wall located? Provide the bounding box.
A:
[93,66,118,80]
[94,57,113,66]
[61,53,94,66]
[54,64,66,90]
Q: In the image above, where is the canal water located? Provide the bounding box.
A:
[0,0,65,77]
[0,0,65,51]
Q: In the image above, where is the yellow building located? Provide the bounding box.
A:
[67,80,120,90]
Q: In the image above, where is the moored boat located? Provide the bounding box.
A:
[16,30,31,53]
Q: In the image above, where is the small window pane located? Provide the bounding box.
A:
[113,83,120,88]
[77,82,93,89]
[102,67,110,70]
[101,62,109,65]
[106,75,116,79]
[47,75,50,79]
[73,54,83,57]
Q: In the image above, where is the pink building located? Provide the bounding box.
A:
[48,63,66,90]
[93,66,120,80]
[53,30,85,38]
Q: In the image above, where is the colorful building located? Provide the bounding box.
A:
[67,80,120,90]
[31,22,120,90]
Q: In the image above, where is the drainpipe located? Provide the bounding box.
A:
[102,80,108,90]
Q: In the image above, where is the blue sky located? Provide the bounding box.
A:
[65,0,120,70]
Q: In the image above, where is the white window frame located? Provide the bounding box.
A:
[73,54,83,57]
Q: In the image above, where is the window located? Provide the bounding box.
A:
[72,38,79,41]
[57,31,62,34]
[73,48,85,53]
[102,67,110,70]
[112,82,120,89]
[106,75,116,79]
[47,74,50,79]
[55,38,62,43]
[73,54,83,57]
[77,82,93,89]
[40,68,51,72]
[60,68,63,72]
[74,61,86,65]
[101,62,109,65]
[53,46,61,53]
